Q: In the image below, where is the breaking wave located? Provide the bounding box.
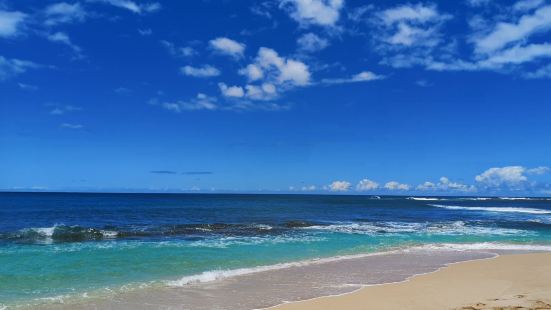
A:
[303,221,529,236]
[430,204,551,215]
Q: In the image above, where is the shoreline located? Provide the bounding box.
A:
[26,244,550,309]
[5,242,551,309]
[271,252,551,310]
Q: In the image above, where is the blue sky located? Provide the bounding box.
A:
[1,0,550,195]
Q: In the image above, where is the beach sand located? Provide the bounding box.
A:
[273,253,551,310]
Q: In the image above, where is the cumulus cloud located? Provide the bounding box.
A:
[384,181,410,190]
[475,166,549,187]
[280,0,344,27]
[239,64,264,81]
[0,10,26,38]
[44,2,86,26]
[437,177,476,192]
[255,47,311,85]
[297,32,329,52]
[209,37,246,58]
[0,55,40,81]
[221,47,310,102]
[218,83,245,98]
[219,82,278,101]
[327,180,351,191]
[356,179,379,191]
[181,65,220,78]
[94,0,161,14]
[416,181,436,190]
[322,71,384,84]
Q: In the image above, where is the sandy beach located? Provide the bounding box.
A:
[273,252,551,310]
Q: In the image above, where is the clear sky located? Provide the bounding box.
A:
[1,0,550,195]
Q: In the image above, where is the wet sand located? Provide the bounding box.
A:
[38,248,494,309]
[273,252,551,310]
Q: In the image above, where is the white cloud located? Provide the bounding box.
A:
[161,40,196,57]
[239,64,264,81]
[375,3,451,48]
[0,55,40,81]
[478,43,551,68]
[244,83,278,100]
[527,166,550,175]
[161,93,219,112]
[328,180,351,192]
[209,37,245,58]
[514,0,545,12]
[379,3,441,25]
[47,32,82,53]
[466,0,492,7]
[256,47,311,86]
[384,181,410,190]
[301,185,316,191]
[356,179,379,191]
[437,177,476,192]
[281,0,344,27]
[95,0,161,14]
[138,28,152,36]
[523,63,551,78]
[416,79,432,87]
[474,166,549,187]
[322,71,384,84]
[218,83,245,98]
[473,5,551,54]
[61,123,83,129]
[181,65,220,78]
[0,10,26,38]
[49,105,82,115]
[373,2,551,77]
[44,2,86,26]
[297,33,329,52]
[222,47,310,103]
[18,82,38,91]
[153,90,288,113]
[416,181,436,190]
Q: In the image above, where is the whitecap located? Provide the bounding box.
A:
[430,204,551,214]
[407,197,441,201]
[418,242,551,252]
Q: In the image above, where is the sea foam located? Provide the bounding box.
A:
[303,221,528,236]
[430,204,551,214]
[418,242,551,252]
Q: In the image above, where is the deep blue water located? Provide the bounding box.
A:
[1,192,550,307]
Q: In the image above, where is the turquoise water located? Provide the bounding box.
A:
[1,193,550,307]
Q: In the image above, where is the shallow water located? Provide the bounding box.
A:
[1,192,550,308]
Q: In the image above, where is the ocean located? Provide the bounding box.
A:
[1,192,551,309]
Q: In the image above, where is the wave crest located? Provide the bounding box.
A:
[430,204,551,214]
